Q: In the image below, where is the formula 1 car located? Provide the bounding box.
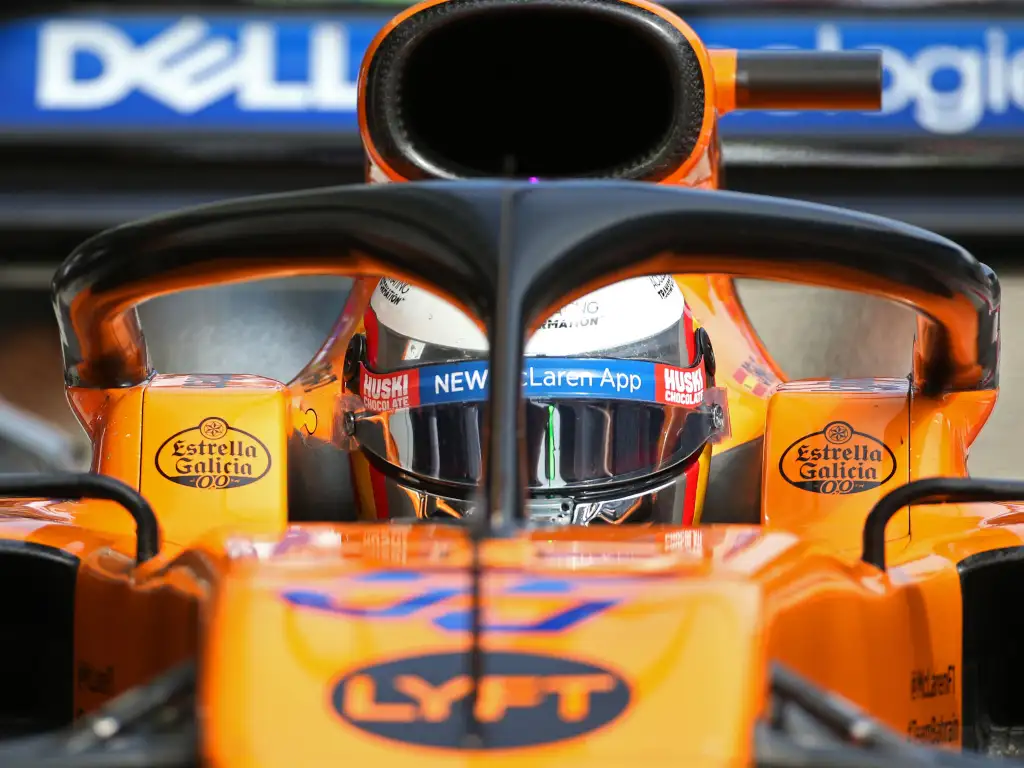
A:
[0,2,1018,767]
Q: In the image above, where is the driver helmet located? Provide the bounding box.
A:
[345,276,726,526]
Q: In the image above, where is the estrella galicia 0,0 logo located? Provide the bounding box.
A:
[155,417,271,489]
[779,420,897,495]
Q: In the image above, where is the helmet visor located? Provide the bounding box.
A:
[351,352,724,492]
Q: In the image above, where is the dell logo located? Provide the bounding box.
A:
[35,17,360,113]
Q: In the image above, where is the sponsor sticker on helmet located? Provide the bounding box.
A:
[358,358,707,411]
[376,278,410,306]
[360,367,421,412]
[657,365,705,407]
[648,275,677,300]
[330,650,631,749]
[779,421,897,495]
[538,298,601,330]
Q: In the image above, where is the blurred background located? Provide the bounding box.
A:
[0,0,1017,474]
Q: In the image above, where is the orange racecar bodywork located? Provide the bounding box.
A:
[0,4,1015,768]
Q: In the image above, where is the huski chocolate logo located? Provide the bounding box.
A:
[779,420,896,495]
[156,417,271,489]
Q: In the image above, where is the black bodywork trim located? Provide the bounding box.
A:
[863,479,1024,571]
[286,430,357,523]
[701,436,764,525]
[735,51,881,111]
[0,540,79,736]
[760,663,1006,768]
[958,545,1024,753]
[0,474,160,564]
[0,661,197,767]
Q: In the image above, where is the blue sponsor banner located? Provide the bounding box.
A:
[0,15,379,131]
[697,18,1024,137]
[1,14,1023,137]
[422,358,660,406]
[358,357,706,411]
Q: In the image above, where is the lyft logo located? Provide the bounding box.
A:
[34,17,360,113]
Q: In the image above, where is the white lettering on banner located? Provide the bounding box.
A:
[35,17,358,113]
[525,368,591,389]
[430,365,651,395]
[520,367,642,393]
[524,364,643,391]
[813,24,1024,134]
[599,368,643,393]
[362,371,410,412]
[663,367,704,406]
[434,368,487,395]
[428,364,702,400]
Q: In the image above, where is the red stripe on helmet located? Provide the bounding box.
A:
[368,460,391,520]
[363,301,381,368]
[682,458,700,526]
[683,304,696,365]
